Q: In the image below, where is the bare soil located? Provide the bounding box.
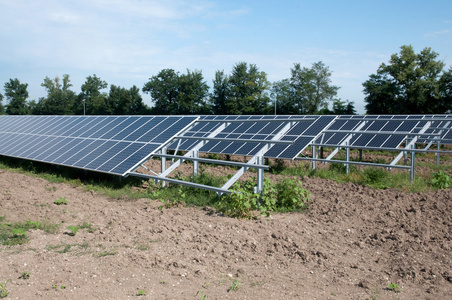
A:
[0,159,452,299]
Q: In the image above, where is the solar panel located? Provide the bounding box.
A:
[315,115,444,149]
[169,115,332,160]
[0,115,197,176]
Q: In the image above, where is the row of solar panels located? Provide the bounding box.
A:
[170,114,452,158]
[0,115,451,177]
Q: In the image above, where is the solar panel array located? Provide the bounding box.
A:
[416,115,452,144]
[169,115,336,159]
[1,115,451,179]
[314,115,444,149]
[0,115,197,176]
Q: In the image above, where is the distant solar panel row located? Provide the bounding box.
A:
[170,115,336,159]
[314,115,452,149]
[0,116,197,176]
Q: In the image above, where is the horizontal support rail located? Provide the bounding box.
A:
[337,117,452,122]
[195,118,316,123]
[152,154,270,169]
[295,157,411,169]
[310,143,452,153]
[322,130,440,137]
[174,136,294,145]
[129,172,233,194]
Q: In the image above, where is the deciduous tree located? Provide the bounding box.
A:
[363,45,450,114]
[4,78,29,115]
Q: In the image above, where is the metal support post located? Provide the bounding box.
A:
[345,141,350,174]
[359,149,362,162]
[193,149,199,178]
[256,156,264,194]
[437,141,440,165]
[160,147,167,187]
[404,140,408,165]
[410,143,415,182]
[312,145,317,171]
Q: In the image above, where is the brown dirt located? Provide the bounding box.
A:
[1,163,452,299]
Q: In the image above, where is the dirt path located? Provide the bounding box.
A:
[0,169,451,299]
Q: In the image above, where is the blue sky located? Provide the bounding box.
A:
[0,0,450,114]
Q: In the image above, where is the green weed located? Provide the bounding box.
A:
[19,271,30,279]
[66,225,78,236]
[54,197,68,205]
[137,290,146,296]
[387,282,401,293]
[0,279,10,298]
[431,170,451,189]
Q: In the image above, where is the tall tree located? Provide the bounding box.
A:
[225,62,271,115]
[143,69,209,114]
[176,70,210,114]
[4,78,29,115]
[271,79,298,114]
[210,70,230,115]
[143,69,181,114]
[78,74,109,115]
[290,62,339,114]
[0,93,4,114]
[363,45,450,114]
[34,74,76,115]
[107,85,149,115]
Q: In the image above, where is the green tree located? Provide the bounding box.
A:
[0,93,4,114]
[225,62,271,114]
[4,78,29,115]
[363,45,450,114]
[78,74,109,115]
[143,68,209,114]
[176,69,210,114]
[107,85,149,115]
[271,79,299,115]
[33,74,76,115]
[210,70,230,115]
[290,62,339,114]
[319,99,357,115]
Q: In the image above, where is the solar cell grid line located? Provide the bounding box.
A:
[0,116,23,132]
[50,116,85,136]
[62,139,105,166]
[104,116,139,140]
[81,116,118,138]
[71,140,110,168]
[32,137,69,161]
[29,116,64,135]
[98,116,130,140]
[68,116,102,137]
[20,136,60,159]
[111,116,149,141]
[3,116,35,133]
[1,133,37,155]
[10,134,47,157]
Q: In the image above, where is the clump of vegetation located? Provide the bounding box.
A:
[54,197,68,205]
[0,279,10,298]
[387,282,401,293]
[65,225,78,236]
[431,170,451,189]
[19,271,30,279]
[219,176,310,219]
[137,290,147,296]
[0,218,59,246]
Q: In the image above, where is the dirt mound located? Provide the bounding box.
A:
[0,170,451,299]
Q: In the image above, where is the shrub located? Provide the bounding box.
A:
[431,170,451,189]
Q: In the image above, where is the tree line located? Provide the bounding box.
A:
[0,45,450,116]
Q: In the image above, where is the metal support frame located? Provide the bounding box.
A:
[220,121,295,195]
[193,149,199,177]
[389,121,431,167]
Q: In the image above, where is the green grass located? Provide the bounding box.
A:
[0,218,60,246]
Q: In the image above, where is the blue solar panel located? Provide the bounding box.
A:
[0,115,197,176]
